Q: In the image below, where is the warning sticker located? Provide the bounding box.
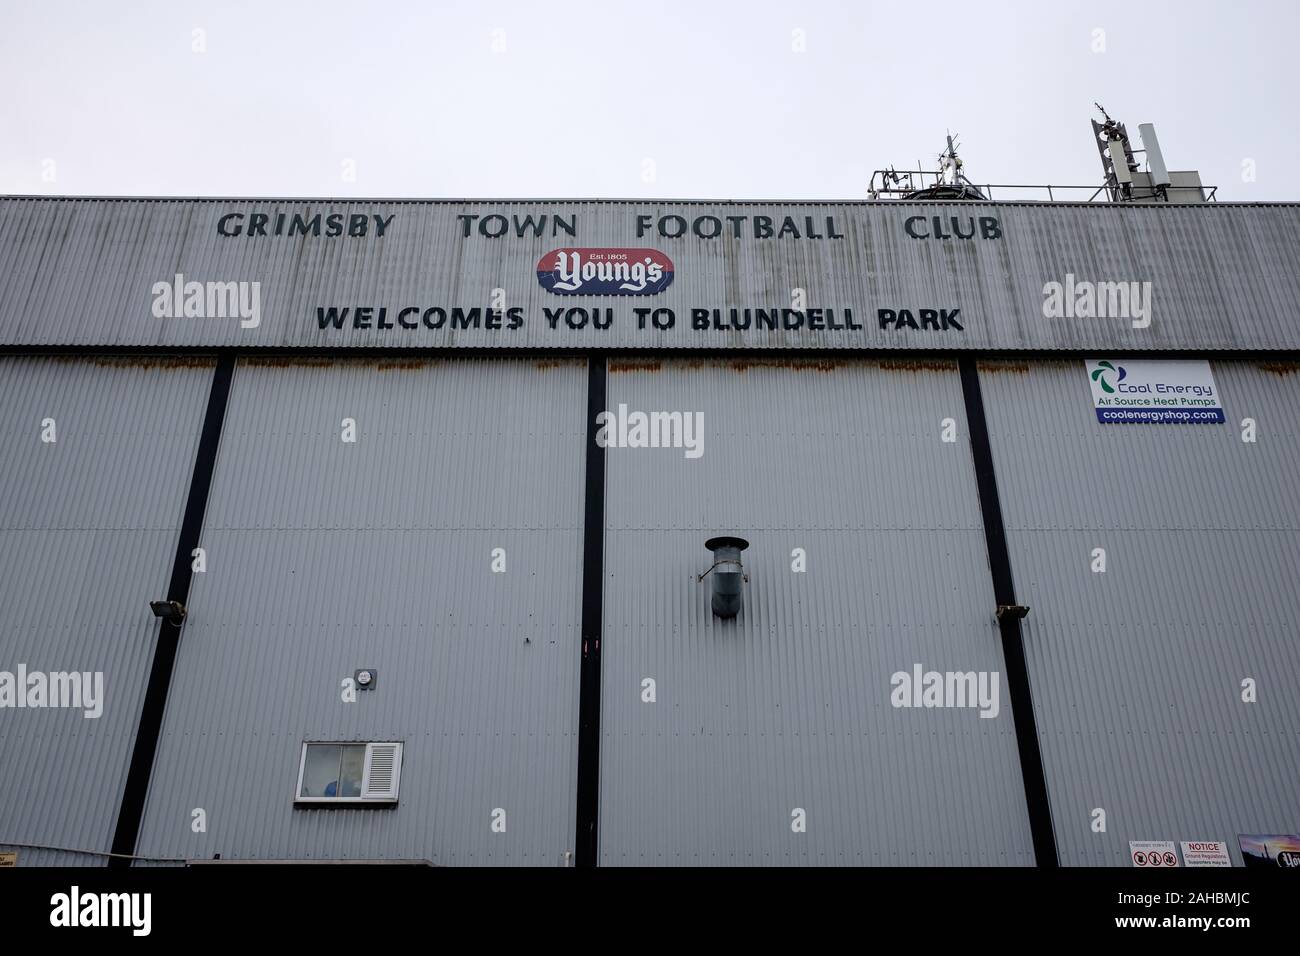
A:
[1130,841,1180,867]
[1180,841,1231,867]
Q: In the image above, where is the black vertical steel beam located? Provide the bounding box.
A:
[574,354,607,867]
[109,354,235,868]
[958,356,1059,868]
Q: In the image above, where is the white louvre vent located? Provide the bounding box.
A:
[361,742,402,801]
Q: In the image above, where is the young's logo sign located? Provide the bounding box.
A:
[537,248,673,295]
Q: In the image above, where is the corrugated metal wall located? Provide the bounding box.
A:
[3,350,1296,868]
[0,356,212,866]
[132,357,585,865]
[979,359,1300,866]
[598,358,1035,865]
[1,198,1299,351]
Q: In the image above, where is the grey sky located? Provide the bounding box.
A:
[1,0,1295,200]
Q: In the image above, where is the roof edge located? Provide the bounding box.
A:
[1,194,1297,208]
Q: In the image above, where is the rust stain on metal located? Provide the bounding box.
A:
[627,357,847,372]
[244,355,340,369]
[243,356,443,371]
[976,361,1030,374]
[1257,362,1298,377]
[534,359,582,370]
[878,359,956,373]
[55,355,215,370]
[725,358,841,373]
[610,359,662,373]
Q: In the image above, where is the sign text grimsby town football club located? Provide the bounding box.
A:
[298,206,971,339]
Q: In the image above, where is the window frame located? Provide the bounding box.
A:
[293,741,402,806]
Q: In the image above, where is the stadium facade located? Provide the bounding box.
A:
[0,196,1297,867]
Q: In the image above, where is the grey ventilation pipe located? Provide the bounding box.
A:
[702,536,749,619]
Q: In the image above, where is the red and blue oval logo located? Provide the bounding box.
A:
[536,248,674,295]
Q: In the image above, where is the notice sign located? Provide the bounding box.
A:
[1130,841,1180,867]
[1087,359,1225,424]
[1180,841,1232,867]
[0,851,15,866]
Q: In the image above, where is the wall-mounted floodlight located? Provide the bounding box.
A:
[149,599,187,624]
[700,536,750,619]
[996,604,1030,622]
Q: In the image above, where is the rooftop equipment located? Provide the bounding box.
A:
[868,110,1213,202]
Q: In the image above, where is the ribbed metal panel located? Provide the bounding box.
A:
[599,358,1035,865]
[0,356,213,866]
[133,357,584,865]
[980,359,1300,866]
[1,198,1298,351]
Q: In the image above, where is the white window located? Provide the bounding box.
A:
[295,742,402,805]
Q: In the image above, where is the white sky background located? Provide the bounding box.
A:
[0,0,1295,200]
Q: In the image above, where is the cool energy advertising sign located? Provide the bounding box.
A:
[1086,359,1225,424]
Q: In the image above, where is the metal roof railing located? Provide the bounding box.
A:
[867,169,1218,203]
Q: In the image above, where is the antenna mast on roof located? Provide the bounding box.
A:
[938,133,965,187]
[868,132,987,200]
[1092,103,1139,201]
